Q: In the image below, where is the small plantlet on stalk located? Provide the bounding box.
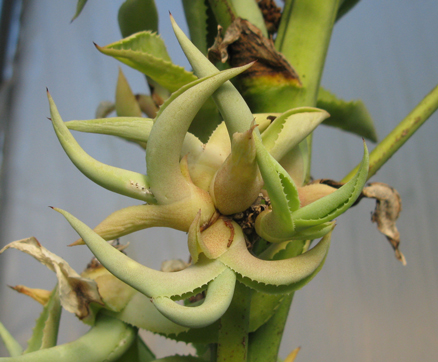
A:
[0,1,437,361]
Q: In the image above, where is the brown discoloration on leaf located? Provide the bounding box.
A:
[0,237,104,319]
[362,182,405,265]
[208,18,300,86]
[9,285,51,306]
[257,0,282,34]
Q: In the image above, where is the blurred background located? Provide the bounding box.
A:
[0,1,437,360]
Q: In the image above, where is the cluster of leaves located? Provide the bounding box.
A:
[2,0,436,361]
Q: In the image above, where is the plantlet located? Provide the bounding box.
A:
[1,1,437,361]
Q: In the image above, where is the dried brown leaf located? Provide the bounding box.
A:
[0,237,104,319]
[208,18,300,86]
[362,182,405,265]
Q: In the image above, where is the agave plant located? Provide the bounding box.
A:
[0,1,437,361]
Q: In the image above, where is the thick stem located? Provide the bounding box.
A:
[275,0,340,108]
[343,84,438,182]
[216,282,252,362]
[248,293,294,362]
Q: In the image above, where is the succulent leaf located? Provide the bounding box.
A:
[65,117,153,143]
[210,123,263,215]
[0,314,136,362]
[24,286,61,353]
[54,208,227,299]
[218,226,332,294]
[0,321,23,357]
[292,141,369,229]
[96,32,196,92]
[47,91,155,203]
[318,87,377,142]
[153,268,236,328]
[146,64,253,205]
[118,0,158,38]
[71,199,212,245]
[115,68,142,117]
[171,16,254,137]
[262,107,330,161]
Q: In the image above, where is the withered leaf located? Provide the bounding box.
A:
[208,18,300,86]
[0,237,104,319]
[362,182,405,265]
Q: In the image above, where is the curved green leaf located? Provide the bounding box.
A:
[0,321,22,357]
[53,208,227,299]
[147,64,252,205]
[47,91,155,203]
[24,286,61,353]
[292,142,369,229]
[318,87,377,142]
[96,32,196,92]
[118,0,158,38]
[153,268,236,328]
[65,117,153,143]
[0,314,135,362]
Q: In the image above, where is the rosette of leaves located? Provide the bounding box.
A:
[43,20,368,334]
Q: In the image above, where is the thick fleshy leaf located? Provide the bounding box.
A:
[65,117,153,143]
[96,32,196,92]
[0,237,103,322]
[291,142,369,229]
[153,268,236,328]
[318,87,377,142]
[218,222,332,293]
[254,136,300,242]
[48,91,155,203]
[24,286,61,353]
[71,199,213,245]
[262,107,329,160]
[115,68,142,117]
[54,208,227,299]
[185,122,230,191]
[146,64,252,205]
[171,16,254,137]
[109,292,189,336]
[182,0,211,55]
[0,314,136,362]
[210,123,263,215]
[118,0,158,38]
[0,321,22,357]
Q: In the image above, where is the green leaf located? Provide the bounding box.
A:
[96,32,196,92]
[65,117,153,143]
[182,0,211,55]
[0,321,22,357]
[53,207,227,299]
[0,314,136,362]
[24,286,61,353]
[152,268,236,328]
[71,0,87,22]
[292,142,369,229]
[115,68,142,117]
[318,87,378,142]
[147,64,252,204]
[118,0,158,38]
[220,230,331,294]
[47,91,155,203]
